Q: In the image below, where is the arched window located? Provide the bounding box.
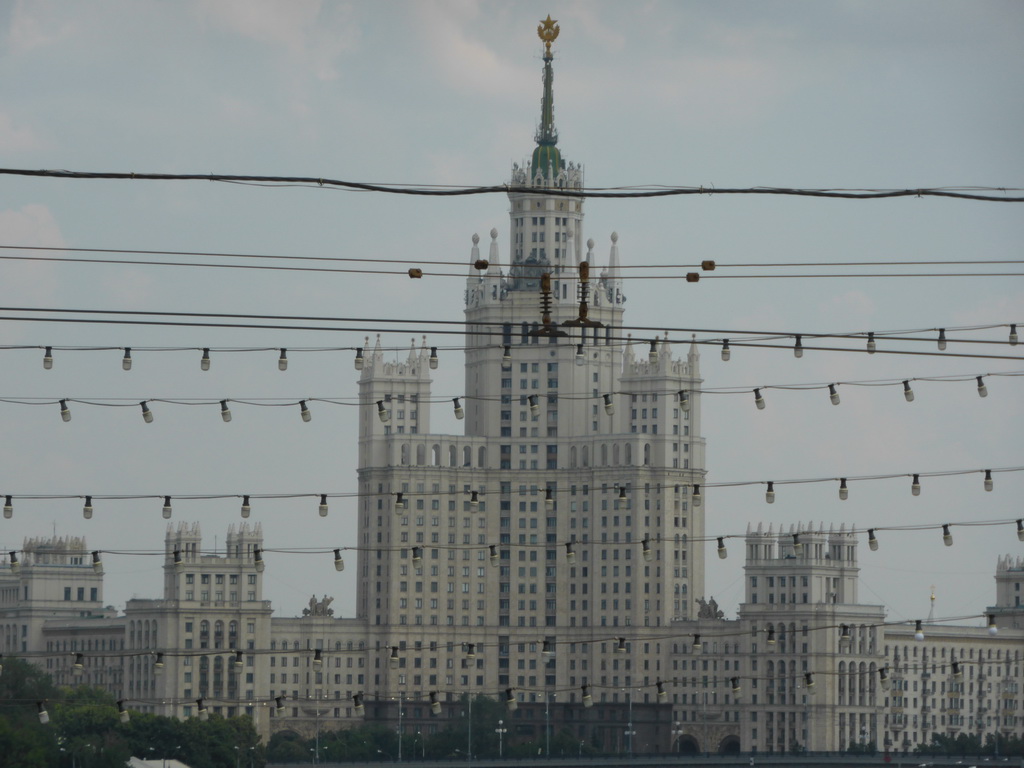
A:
[478,446,487,467]
[581,445,590,467]
[432,444,441,466]
[643,443,651,466]
[416,444,426,466]
[400,444,410,465]
[449,445,458,467]
[569,446,577,468]
[463,446,472,467]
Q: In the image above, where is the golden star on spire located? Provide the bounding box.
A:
[537,15,560,54]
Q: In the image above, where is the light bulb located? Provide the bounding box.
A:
[912,474,921,496]
[37,702,49,724]
[453,398,464,420]
[376,400,390,423]
[411,546,422,566]
[942,524,953,547]
[603,393,614,415]
[3,496,12,519]
[319,494,329,517]
[234,650,244,668]
[395,492,406,510]
[582,684,593,708]
[829,384,840,406]
[505,689,517,711]
[914,620,924,641]
[937,328,947,351]
[765,482,775,504]
[353,693,365,717]
[314,649,323,666]
[502,345,511,363]
[987,614,998,636]
[541,640,553,656]
[678,390,689,411]
[469,490,479,507]
[200,348,211,371]
[43,346,53,369]
[60,399,71,422]
[545,488,554,510]
[615,637,627,653]
[354,348,364,370]
[1016,518,1024,543]
[118,700,130,724]
[275,696,286,714]
[172,550,182,570]
[952,660,962,680]
[868,529,878,551]
[154,652,164,671]
[692,484,701,507]
[528,395,539,416]
[389,646,400,668]
[140,401,153,423]
[83,496,93,519]
[805,673,815,693]
[489,545,498,565]
[430,692,441,715]
[983,469,993,492]
[464,642,475,659]
[839,478,849,500]
[721,339,731,361]
[197,699,208,721]
[565,542,576,565]
[1010,324,1018,346]
[254,547,265,572]
[575,344,584,364]
[649,339,659,365]
[241,495,251,518]
[657,681,667,701]
[618,485,627,500]
[717,537,727,559]
[766,628,776,645]
[122,348,132,371]
[793,335,803,358]
[732,677,741,695]
[753,388,765,410]
[839,624,851,644]
[278,348,288,371]
[220,400,232,422]
[92,550,102,574]
[692,634,701,650]
[976,376,987,398]
[300,400,311,422]
[642,536,653,562]
[879,668,891,690]
[793,533,802,553]
[866,332,876,354]
[334,549,344,571]
[8,551,19,571]
[903,380,914,402]
[429,347,438,369]
[162,496,172,519]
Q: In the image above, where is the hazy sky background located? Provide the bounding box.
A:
[1,1,1021,629]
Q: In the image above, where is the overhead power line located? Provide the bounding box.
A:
[2,167,1023,201]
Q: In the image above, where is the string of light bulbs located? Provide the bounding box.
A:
[3,167,1023,202]
[0,368,1021,425]
[0,305,1018,353]
[1,465,1020,521]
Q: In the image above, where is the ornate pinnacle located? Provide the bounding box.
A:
[537,15,560,57]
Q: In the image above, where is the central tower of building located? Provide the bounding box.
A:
[356,16,707,716]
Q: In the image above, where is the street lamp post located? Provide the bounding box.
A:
[397,692,404,763]
[623,688,637,758]
[671,721,684,753]
[544,692,556,757]
[495,720,507,757]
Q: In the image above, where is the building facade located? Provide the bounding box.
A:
[2,19,1021,756]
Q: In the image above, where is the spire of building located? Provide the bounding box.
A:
[532,15,563,180]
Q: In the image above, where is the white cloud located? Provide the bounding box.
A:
[191,0,359,81]
[7,0,78,55]
[0,112,43,152]
[0,205,65,331]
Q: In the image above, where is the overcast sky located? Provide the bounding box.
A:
[1,1,1021,629]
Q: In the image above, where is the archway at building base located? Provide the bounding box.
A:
[677,735,700,754]
[718,735,741,754]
